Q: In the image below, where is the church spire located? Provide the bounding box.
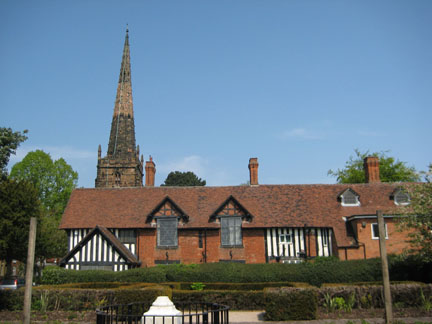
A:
[107,27,135,157]
[95,28,143,188]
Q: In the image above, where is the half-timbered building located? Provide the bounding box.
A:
[59,30,413,271]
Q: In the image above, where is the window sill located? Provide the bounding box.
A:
[156,246,178,250]
[220,245,244,249]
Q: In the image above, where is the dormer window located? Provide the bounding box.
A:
[393,189,410,206]
[146,197,189,249]
[339,189,360,206]
[210,196,253,248]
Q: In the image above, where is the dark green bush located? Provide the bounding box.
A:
[158,260,383,285]
[0,285,170,312]
[41,256,431,286]
[265,288,318,320]
[179,282,309,290]
[389,254,432,283]
[112,286,171,307]
[0,289,24,311]
[41,266,166,285]
[172,289,265,310]
[318,283,432,310]
[46,282,159,289]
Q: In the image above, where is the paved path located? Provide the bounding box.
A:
[228,311,432,324]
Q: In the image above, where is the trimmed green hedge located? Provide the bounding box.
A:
[0,285,170,311]
[265,287,318,320]
[318,283,432,309]
[40,259,383,286]
[41,256,432,286]
[178,282,311,290]
[41,266,166,285]
[172,289,265,310]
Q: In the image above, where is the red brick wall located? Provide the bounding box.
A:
[137,220,411,265]
[338,218,412,260]
[137,228,266,266]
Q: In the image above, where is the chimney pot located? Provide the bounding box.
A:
[248,158,259,185]
[364,156,380,183]
[145,156,156,187]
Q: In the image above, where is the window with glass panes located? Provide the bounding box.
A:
[118,229,136,244]
[157,218,178,247]
[371,223,388,239]
[394,190,410,205]
[341,190,360,206]
[221,217,242,246]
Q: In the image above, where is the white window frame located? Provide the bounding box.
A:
[371,223,388,240]
[341,191,360,206]
[322,229,329,247]
[394,191,410,206]
[279,233,292,244]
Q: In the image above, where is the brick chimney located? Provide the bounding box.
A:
[145,156,156,187]
[248,158,259,185]
[364,156,380,183]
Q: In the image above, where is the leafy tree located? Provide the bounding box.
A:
[398,179,432,261]
[421,163,432,183]
[328,149,420,183]
[0,127,28,178]
[0,179,41,277]
[161,171,206,187]
[10,150,78,217]
[36,213,68,262]
[9,150,77,267]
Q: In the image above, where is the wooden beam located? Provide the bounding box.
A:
[377,210,393,324]
[23,217,37,324]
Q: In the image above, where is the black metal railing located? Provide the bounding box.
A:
[96,302,229,324]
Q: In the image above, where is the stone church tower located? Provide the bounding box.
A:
[95,29,144,188]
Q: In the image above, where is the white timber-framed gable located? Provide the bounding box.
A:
[60,226,140,271]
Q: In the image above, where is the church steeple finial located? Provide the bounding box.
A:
[95,29,143,188]
[107,27,135,157]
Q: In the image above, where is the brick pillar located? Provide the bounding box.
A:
[248,158,259,185]
[145,156,156,187]
[364,156,380,183]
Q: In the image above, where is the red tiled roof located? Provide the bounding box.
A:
[59,183,403,247]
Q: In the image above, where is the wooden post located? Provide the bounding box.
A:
[23,217,37,324]
[377,210,393,324]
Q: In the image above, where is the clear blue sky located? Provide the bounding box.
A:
[2,1,431,187]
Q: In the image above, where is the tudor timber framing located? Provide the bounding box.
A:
[60,226,140,271]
